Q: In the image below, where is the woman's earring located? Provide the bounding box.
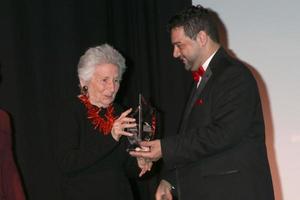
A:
[81,85,88,96]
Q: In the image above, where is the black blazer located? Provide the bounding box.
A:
[161,48,274,200]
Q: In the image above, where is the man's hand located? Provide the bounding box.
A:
[129,139,162,162]
[156,179,173,200]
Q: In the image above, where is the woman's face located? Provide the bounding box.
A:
[86,63,120,108]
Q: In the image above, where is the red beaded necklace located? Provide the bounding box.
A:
[78,94,117,135]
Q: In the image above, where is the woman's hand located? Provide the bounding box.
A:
[137,157,153,177]
[111,108,136,141]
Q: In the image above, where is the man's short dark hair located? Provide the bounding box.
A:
[168,5,220,43]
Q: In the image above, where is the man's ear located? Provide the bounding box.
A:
[196,31,208,47]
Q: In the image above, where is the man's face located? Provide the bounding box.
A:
[170,26,202,71]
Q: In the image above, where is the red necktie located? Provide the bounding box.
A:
[192,66,205,82]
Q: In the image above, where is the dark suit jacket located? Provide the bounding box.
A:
[0,110,26,200]
[161,48,274,200]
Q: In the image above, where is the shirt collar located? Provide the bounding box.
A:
[202,49,218,71]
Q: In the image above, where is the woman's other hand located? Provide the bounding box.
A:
[111,108,136,141]
[137,157,153,177]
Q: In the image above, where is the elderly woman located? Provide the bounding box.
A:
[56,44,150,200]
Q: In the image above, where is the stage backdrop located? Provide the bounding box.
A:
[0,1,192,199]
[193,1,300,200]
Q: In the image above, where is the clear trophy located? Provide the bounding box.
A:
[127,94,157,152]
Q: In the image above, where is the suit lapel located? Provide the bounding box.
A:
[179,67,213,133]
[190,67,212,109]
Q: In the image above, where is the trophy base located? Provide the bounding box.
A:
[126,143,140,152]
[127,145,150,152]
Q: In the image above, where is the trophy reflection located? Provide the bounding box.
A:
[127,94,156,152]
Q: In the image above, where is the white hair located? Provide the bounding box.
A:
[77,44,126,84]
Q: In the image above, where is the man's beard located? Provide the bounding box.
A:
[184,59,196,71]
[184,63,192,70]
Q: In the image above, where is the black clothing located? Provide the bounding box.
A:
[56,98,137,200]
[161,48,274,200]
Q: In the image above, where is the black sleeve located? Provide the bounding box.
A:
[55,100,119,174]
[115,136,139,178]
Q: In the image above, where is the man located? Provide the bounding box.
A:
[130,5,274,200]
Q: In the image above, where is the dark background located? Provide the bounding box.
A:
[0,0,192,199]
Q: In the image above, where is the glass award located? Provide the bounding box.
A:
[127,93,157,152]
